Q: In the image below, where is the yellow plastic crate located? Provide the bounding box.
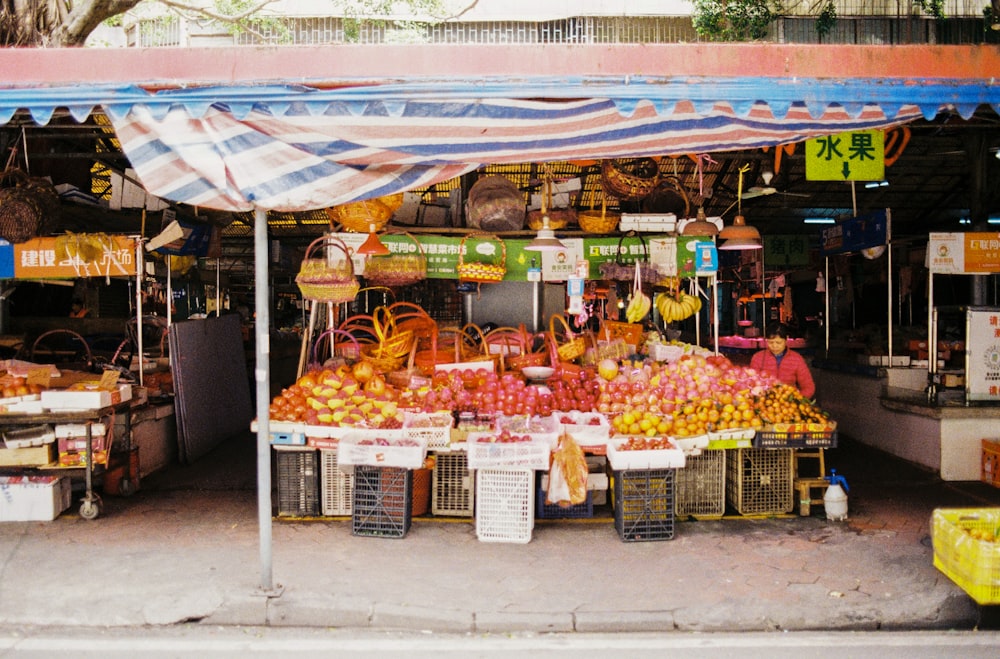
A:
[931,508,1000,605]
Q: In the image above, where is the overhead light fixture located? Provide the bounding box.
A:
[761,169,774,186]
[356,223,390,256]
[718,214,761,241]
[864,180,889,189]
[524,216,567,252]
[680,207,719,237]
[803,217,836,225]
[718,237,763,251]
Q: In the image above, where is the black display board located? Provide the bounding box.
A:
[168,314,253,464]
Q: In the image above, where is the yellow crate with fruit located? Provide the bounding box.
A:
[931,508,1000,605]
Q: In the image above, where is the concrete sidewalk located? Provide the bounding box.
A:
[0,434,998,633]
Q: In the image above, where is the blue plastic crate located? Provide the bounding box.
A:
[536,484,593,519]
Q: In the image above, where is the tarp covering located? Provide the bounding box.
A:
[97,81,934,212]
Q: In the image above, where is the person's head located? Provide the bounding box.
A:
[764,324,790,356]
[71,298,84,311]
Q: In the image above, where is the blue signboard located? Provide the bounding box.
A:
[0,240,13,279]
[819,209,888,256]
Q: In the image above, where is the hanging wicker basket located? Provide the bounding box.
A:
[363,230,427,287]
[457,232,507,284]
[295,235,360,303]
[466,175,525,232]
[326,192,402,233]
[0,168,46,244]
[601,158,661,201]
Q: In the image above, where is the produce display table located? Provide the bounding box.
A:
[0,401,134,520]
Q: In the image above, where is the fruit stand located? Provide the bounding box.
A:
[257,300,840,543]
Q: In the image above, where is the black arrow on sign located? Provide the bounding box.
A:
[841,161,851,179]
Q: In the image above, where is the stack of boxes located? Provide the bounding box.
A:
[54,422,110,467]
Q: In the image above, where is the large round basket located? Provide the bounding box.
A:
[295,236,360,303]
[466,175,525,232]
[601,158,661,201]
[0,168,45,244]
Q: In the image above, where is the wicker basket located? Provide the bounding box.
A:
[359,305,416,373]
[484,325,549,373]
[550,314,586,363]
[641,175,690,218]
[0,168,45,244]
[309,328,362,371]
[457,232,507,284]
[295,236,360,303]
[577,197,620,234]
[363,230,427,287]
[601,158,661,201]
[326,193,400,233]
[466,175,525,232]
[526,176,575,230]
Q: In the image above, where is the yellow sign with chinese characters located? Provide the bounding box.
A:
[14,235,137,279]
[805,130,885,181]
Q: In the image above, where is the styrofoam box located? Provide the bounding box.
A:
[607,437,686,470]
[3,424,56,448]
[41,383,132,411]
[0,475,71,522]
[337,433,427,469]
[54,423,107,439]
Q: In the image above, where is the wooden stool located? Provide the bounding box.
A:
[793,448,828,516]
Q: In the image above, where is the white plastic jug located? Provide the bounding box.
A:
[824,470,849,521]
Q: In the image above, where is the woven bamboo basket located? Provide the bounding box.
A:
[326,193,400,233]
[363,230,427,287]
[0,168,45,244]
[309,328,362,371]
[466,175,525,232]
[549,314,586,363]
[577,197,620,234]
[526,177,575,230]
[295,236,360,303]
[484,325,548,373]
[412,326,466,376]
[600,158,661,200]
[359,305,416,373]
[457,232,507,284]
[462,323,504,372]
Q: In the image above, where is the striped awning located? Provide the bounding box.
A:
[1,44,997,213]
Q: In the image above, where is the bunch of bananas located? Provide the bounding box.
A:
[625,290,652,323]
[655,292,701,323]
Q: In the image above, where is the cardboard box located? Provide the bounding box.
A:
[0,475,71,521]
[0,443,55,467]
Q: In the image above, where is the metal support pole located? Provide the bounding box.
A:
[253,206,279,595]
[531,280,543,334]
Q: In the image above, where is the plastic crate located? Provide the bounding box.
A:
[320,448,353,516]
[403,411,455,451]
[931,508,1000,605]
[276,447,320,517]
[431,451,474,517]
[612,468,676,542]
[475,468,535,543]
[725,448,793,515]
[675,448,726,519]
[537,485,593,519]
[982,439,1000,488]
[352,465,412,538]
[754,429,838,449]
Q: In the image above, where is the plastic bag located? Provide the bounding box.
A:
[546,433,589,507]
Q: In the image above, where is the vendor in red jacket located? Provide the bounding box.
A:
[750,324,816,400]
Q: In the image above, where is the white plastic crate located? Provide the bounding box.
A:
[338,433,427,469]
[431,451,474,517]
[403,411,454,451]
[475,468,534,543]
[320,448,353,516]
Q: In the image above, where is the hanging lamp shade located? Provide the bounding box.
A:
[718,214,760,241]
[680,206,718,237]
[524,216,567,251]
[356,223,390,256]
[718,236,763,251]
